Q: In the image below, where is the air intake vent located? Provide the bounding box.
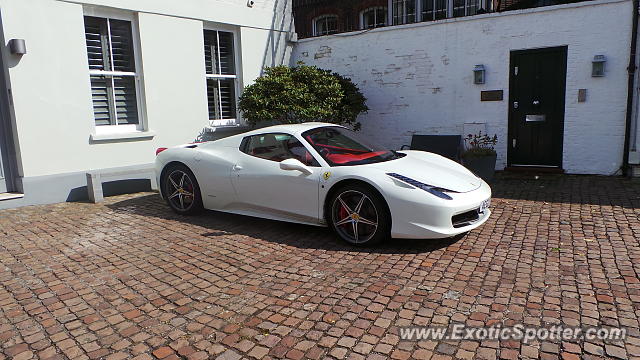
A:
[452,209,479,228]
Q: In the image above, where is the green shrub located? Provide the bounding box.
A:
[238,63,368,129]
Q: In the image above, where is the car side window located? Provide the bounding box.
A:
[241,133,319,166]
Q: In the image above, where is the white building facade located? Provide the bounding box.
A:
[292,0,639,175]
[0,0,293,208]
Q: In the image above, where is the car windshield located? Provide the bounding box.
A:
[302,127,402,166]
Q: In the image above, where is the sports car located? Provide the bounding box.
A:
[155,122,491,245]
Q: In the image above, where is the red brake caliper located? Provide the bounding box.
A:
[339,205,349,229]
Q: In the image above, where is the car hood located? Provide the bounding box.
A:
[369,150,483,193]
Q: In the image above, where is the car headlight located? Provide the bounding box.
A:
[387,173,454,200]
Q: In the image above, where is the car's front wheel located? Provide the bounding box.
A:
[162,164,203,215]
[328,184,390,245]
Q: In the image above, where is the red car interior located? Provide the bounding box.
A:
[325,151,389,164]
[305,135,387,164]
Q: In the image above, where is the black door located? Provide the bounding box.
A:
[508,47,567,168]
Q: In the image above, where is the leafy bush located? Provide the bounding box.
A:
[462,131,498,158]
[238,63,368,130]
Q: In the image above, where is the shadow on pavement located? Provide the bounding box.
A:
[491,172,640,209]
[107,193,463,255]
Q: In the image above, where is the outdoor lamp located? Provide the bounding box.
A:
[592,55,606,77]
[8,39,26,55]
[473,64,485,84]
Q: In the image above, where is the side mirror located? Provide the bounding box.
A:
[280,158,313,175]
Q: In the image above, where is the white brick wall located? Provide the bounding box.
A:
[292,0,632,175]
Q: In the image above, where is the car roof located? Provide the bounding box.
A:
[197,122,345,149]
[240,122,344,137]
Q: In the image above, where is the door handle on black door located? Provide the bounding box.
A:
[513,101,519,109]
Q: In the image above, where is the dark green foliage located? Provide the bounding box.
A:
[238,63,368,129]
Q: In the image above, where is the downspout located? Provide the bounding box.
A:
[623,0,639,176]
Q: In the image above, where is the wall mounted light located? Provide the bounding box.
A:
[473,64,485,84]
[592,55,606,77]
[8,39,26,55]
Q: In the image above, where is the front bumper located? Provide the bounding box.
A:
[388,180,492,239]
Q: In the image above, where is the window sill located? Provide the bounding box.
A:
[90,131,155,143]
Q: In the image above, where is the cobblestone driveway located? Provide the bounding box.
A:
[1,175,639,360]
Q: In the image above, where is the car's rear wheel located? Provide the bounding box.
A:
[329,184,390,245]
[162,164,203,215]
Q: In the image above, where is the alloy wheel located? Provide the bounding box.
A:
[166,170,195,211]
[332,190,379,244]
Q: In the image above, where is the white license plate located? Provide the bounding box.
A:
[479,198,491,213]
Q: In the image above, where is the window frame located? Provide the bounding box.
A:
[388,0,489,24]
[83,7,146,136]
[203,25,241,127]
[452,0,481,17]
[240,132,321,167]
[360,6,388,30]
[419,0,488,21]
[420,0,449,21]
[312,15,339,37]
[390,0,417,25]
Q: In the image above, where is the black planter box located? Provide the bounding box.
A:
[463,154,497,182]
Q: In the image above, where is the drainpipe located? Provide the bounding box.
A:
[623,0,639,176]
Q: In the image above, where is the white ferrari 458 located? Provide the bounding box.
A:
[155,123,491,245]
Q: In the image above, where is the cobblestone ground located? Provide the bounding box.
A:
[0,174,639,360]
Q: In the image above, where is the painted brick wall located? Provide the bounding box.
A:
[292,0,632,174]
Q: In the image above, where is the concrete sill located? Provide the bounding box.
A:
[0,192,24,201]
[90,131,155,143]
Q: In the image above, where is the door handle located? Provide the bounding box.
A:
[513,101,519,109]
[232,164,243,171]
[533,100,540,105]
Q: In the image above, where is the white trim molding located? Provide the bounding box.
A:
[89,131,155,142]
